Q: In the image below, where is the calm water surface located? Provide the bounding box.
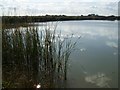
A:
[7,20,118,88]
[55,20,118,88]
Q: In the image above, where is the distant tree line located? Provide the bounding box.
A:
[2,14,120,24]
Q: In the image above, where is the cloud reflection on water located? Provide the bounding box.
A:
[85,72,111,88]
[106,41,118,49]
[58,21,118,41]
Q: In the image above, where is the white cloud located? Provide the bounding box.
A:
[0,0,119,16]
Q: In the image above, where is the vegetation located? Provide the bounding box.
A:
[2,15,120,24]
[2,14,117,88]
[2,23,80,88]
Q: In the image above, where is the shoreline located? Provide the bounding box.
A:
[2,15,120,24]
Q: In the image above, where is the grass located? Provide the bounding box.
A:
[2,22,80,88]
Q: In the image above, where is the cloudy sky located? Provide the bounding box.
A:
[0,0,119,16]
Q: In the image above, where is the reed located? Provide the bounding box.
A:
[2,23,80,88]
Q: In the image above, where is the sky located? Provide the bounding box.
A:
[0,0,119,16]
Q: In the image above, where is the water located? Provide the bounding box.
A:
[56,20,118,88]
[4,20,118,88]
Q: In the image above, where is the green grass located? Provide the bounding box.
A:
[2,23,80,88]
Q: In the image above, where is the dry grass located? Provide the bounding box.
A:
[2,22,80,88]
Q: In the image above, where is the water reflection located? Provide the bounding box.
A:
[85,72,111,88]
[56,20,118,88]
[57,21,118,41]
[106,41,118,49]
[3,20,118,88]
[80,48,86,52]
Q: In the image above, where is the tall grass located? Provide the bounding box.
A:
[2,23,80,88]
